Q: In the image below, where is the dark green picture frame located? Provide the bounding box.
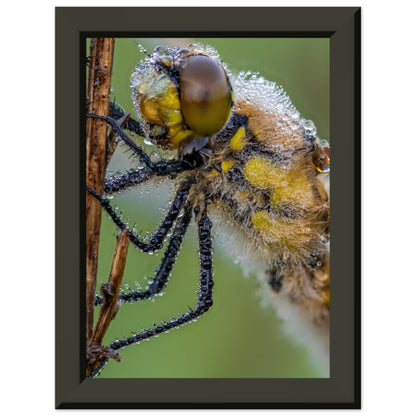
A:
[56,6,360,408]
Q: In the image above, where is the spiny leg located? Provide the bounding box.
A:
[87,113,197,194]
[104,167,154,195]
[95,201,193,306]
[109,101,145,137]
[87,178,193,255]
[104,160,194,195]
[111,204,214,349]
[87,113,152,167]
[89,202,214,377]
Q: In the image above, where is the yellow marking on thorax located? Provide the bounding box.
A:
[229,126,246,151]
[208,168,221,178]
[244,156,314,209]
[221,159,236,173]
[243,156,319,247]
[244,157,280,188]
[252,211,289,246]
[236,190,249,201]
[252,211,312,249]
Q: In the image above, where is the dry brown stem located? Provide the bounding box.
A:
[86,230,129,376]
[85,38,134,377]
[86,38,115,343]
[91,230,129,346]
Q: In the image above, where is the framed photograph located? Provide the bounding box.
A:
[56,7,360,408]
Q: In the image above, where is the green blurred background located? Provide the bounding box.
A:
[90,38,329,378]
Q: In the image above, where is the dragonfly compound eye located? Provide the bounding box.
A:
[180,55,232,137]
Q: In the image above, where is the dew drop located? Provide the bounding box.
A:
[138,44,147,54]
[312,146,330,174]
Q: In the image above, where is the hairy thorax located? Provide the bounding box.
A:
[189,100,330,327]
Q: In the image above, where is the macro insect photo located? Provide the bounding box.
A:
[86,37,330,379]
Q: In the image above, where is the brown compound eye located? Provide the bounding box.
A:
[180,55,232,136]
